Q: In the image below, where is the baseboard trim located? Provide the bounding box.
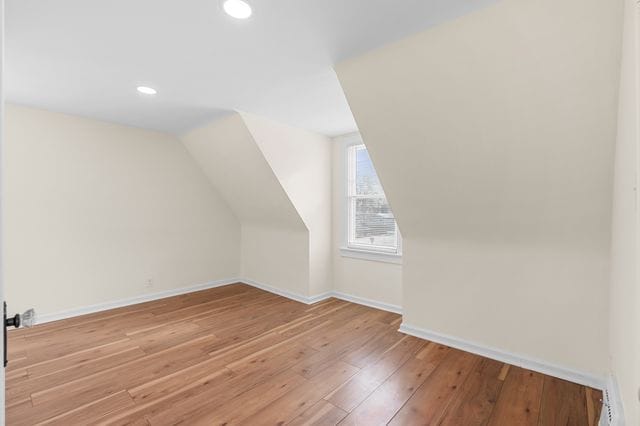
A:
[398,323,605,390]
[241,279,402,314]
[331,291,402,314]
[240,278,333,305]
[36,278,239,324]
[35,278,401,324]
[32,279,607,394]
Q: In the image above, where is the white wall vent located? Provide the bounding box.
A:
[600,387,615,425]
[600,376,625,426]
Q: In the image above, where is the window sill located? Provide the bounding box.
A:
[339,247,403,265]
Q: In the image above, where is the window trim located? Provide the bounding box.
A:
[339,246,403,264]
[337,133,402,263]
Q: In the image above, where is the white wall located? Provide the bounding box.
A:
[331,134,402,307]
[242,112,333,296]
[3,105,241,316]
[337,0,623,378]
[181,113,314,297]
[610,0,640,422]
[182,114,305,230]
[5,106,334,315]
[240,224,309,296]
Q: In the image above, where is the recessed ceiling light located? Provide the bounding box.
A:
[223,0,252,19]
[137,86,157,95]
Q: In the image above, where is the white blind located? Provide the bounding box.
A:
[347,144,399,253]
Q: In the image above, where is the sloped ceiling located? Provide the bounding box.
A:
[6,0,496,135]
[181,113,305,231]
[241,112,331,230]
[336,0,623,376]
[181,112,332,296]
[241,112,333,295]
[337,0,621,251]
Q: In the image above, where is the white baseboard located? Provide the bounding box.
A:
[242,278,402,314]
[35,278,400,324]
[241,278,333,305]
[398,322,605,390]
[331,291,402,314]
[36,278,240,324]
[308,291,335,304]
[33,278,609,395]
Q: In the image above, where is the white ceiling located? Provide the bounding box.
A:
[6,0,493,136]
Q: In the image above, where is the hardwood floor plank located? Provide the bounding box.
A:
[5,284,599,426]
[186,370,307,425]
[125,364,302,425]
[498,363,510,381]
[37,390,136,426]
[123,342,320,422]
[128,321,212,354]
[8,346,146,408]
[25,338,134,376]
[26,339,214,423]
[99,368,237,425]
[437,357,504,426]
[538,376,588,425]
[326,336,425,412]
[5,399,36,426]
[288,400,349,426]
[339,342,450,425]
[487,366,544,426]
[22,326,130,365]
[292,316,388,379]
[340,327,405,369]
[240,361,360,425]
[6,367,28,383]
[126,334,298,404]
[585,387,603,426]
[126,362,233,405]
[388,348,480,425]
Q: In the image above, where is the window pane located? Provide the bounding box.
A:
[355,146,384,196]
[347,144,400,253]
[351,197,397,249]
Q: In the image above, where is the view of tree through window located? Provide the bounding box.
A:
[347,144,399,253]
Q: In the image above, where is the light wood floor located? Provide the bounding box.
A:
[7,283,601,425]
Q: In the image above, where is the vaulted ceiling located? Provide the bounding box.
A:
[6,0,494,135]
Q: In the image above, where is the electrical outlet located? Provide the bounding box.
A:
[145,278,153,288]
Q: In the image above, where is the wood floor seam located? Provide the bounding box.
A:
[6,283,602,426]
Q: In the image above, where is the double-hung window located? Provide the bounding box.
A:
[345,144,401,258]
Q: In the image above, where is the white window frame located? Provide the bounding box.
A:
[337,133,402,264]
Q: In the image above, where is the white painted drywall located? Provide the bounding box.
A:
[181,114,311,296]
[331,134,402,307]
[337,0,623,376]
[242,112,333,296]
[240,223,309,297]
[610,0,640,422]
[181,114,305,230]
[3,105,241,316]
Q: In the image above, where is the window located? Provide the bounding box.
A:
[346,144,401,256]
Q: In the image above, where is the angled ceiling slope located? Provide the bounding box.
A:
[6,0,496,135]
[181,112,332,297]
[241,112,333,296]
[336,0,622,380]
[181,113,305,231]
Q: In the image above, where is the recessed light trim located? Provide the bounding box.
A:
[137,86,157,95]
[223,0,252,19]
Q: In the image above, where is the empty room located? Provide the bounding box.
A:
[0,0,638,424]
